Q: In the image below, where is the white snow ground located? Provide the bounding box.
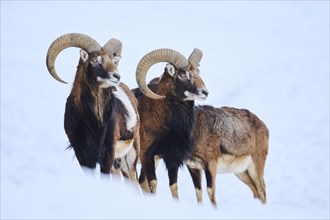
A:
[1,1,329,219]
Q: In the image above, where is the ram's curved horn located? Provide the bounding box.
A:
[103,38,122,66]
[136,48,188,99]
[46,33,102,84]
[103,38,122,58]
[188,48,203,67]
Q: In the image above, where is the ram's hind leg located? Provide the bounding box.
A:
[235,171,259,199]
[248,158,266,204]
[187,167,203,203]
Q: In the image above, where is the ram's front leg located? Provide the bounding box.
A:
[168,166,179,199]
[138,168,150,193]
[100,131,116,178]
[141,154,157,194]
[187,166,203,203]
[100,150,114,175]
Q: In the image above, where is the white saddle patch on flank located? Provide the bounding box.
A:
[217,155,252,174]
[113,86,137,131]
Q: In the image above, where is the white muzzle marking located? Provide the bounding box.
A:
[97,76,119,88]
[184,90,207,101]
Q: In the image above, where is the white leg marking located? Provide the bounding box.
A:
[154,155,161,169]
[150,180,157,193]
[207,187,213,199]
[196,188,203,203]
[170,183,179,198]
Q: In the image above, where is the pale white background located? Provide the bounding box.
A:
[1,1,329,219]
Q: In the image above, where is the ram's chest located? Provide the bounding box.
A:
[92,92,106,124]
[95,100,105,124]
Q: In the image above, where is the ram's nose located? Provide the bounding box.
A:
[197,88,209,101]
[201,88,209,97]
[110,72,121,84]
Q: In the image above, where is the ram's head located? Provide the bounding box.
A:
[136,48,208,101]
[46,33,122,88]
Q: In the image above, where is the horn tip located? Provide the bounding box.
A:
[56,79,68,84]
[155,95,166,100]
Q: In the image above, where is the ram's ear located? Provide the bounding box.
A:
[112,55,121,65]
[80,50,89,63]
[165,63,176,77]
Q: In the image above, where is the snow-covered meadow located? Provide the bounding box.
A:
[1,1,329,219]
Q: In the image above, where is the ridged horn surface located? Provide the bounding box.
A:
[188,48,203,66]
[103,38,122,66]
[136,48,188,99]
[46,33,102,83]
[103,38,122,57]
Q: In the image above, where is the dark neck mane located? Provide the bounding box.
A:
[151,94,195,170]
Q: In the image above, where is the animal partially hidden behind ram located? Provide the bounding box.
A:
[186,105,269,208]
[46,33,140,183]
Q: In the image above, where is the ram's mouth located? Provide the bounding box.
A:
[109,75,120,84]
[183,91,206,101]
[97,76,119,88]
[183,88,208,101]
[196,93,208,101]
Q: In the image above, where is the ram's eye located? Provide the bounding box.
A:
[178,72,188,80]
[91,56,102,65]
[90,59,98,65]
